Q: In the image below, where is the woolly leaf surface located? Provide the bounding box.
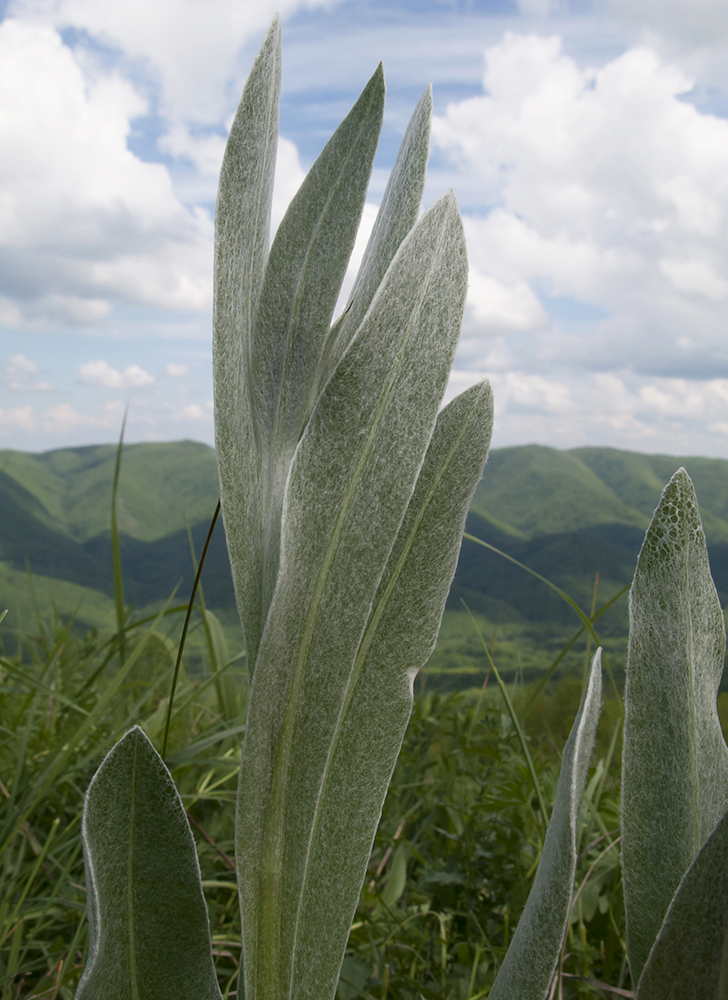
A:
[488,651,602,1000]
[236,191,468,1000]
[251,64,385,627]
[213,18,280,668]
[76,727,221,1000]
[290,381,494,999]
[622,468,728,979]
[636,806,728,1000]
[320,84,432,387]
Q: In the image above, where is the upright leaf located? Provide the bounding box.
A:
[319,84,432,387]
[76,727,222,1000]
[290,381,494,999]
[251,65,385,626]
[213,18,280,667]
[236,192,468,1000]
[635,804,728,1000]
[488,651,602,1000]
[622,468,728,980]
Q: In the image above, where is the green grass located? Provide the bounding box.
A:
[6,439,724,999]
[0,580,631,1000]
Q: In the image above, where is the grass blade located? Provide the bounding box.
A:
[162,499,221,759]
[622,468,728,980]
[111,410,127,664]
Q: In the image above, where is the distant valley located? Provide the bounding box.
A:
[1,440,727,676]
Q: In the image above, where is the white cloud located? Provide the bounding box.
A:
[434,34,728,380]
[41,400,126,434]
[455,367,728,455]
[0,405,35,434]
[1,353,52,392]
[466,269,548,331]
[173,401,213,421]
[7,0,340,226]
[600,0,728,50]
[515,0,564,14]
[659,257,728,299]
[10,0,337,125]
[0,18,213,327]
[9,354,37,374]
[165,362,189,377]
[78,360,154,388]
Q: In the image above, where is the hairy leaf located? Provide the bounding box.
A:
[622,468,728,980]
[236,191,468,1000]
[488,650,602,1000]
[290,381,494,999]
[76,727,222,1000]
[636,806,728,1000]
[319,84,432,388]
[251,64,385,627]
[213,18,280,668]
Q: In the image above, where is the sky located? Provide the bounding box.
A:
[1,0,728,457]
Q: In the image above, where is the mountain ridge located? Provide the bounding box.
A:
[1,440,726,632]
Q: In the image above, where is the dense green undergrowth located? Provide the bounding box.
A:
[1,582,635,1000]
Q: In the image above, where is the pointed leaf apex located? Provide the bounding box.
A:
[369,61,386,93]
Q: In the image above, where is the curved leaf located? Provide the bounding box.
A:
[251,64,385,627]
[320,84,432,387]
[76,727,221,1000]
[290,381,494,999]
[636,806,728,1000]
[236,191,468,1000]
[488,651,602,1000]
[622,468,728,979]
[213,18,280,667]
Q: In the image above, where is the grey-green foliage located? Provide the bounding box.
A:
[76,727,222,1000]
[622,467,728,980]
[236,187,477,1000]
[635,804,728,999]
[251,63,385,626]
[214,21,492,1000]
[489,650,602,1000]
[289,381,494,999]
[213,17,280,669]
[318,83,432,389]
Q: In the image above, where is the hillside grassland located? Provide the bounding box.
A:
[4,439,726,688]
[2,440,728,998]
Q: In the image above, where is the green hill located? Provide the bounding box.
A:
[459,444,728,634]
[1,441,726,680]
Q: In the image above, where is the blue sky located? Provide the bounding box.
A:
[2,0,728,456]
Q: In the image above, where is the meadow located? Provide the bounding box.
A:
[0,567,627,1000]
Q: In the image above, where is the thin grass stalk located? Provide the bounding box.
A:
[463,601,550,832]
[162,499,221,759]
[110,410,128,665]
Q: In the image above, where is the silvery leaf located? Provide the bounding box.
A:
[622,468,728,980]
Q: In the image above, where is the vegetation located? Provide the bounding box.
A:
[3,15,728,1000]
[0,592,627,1000]
[3,440,728,690]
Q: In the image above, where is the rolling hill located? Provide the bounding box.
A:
[1,441,726,672]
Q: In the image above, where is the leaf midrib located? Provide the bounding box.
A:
[127,737,140,1000]
[256,204,451,999]
[289,385,485,967]
[260,84,381,613]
